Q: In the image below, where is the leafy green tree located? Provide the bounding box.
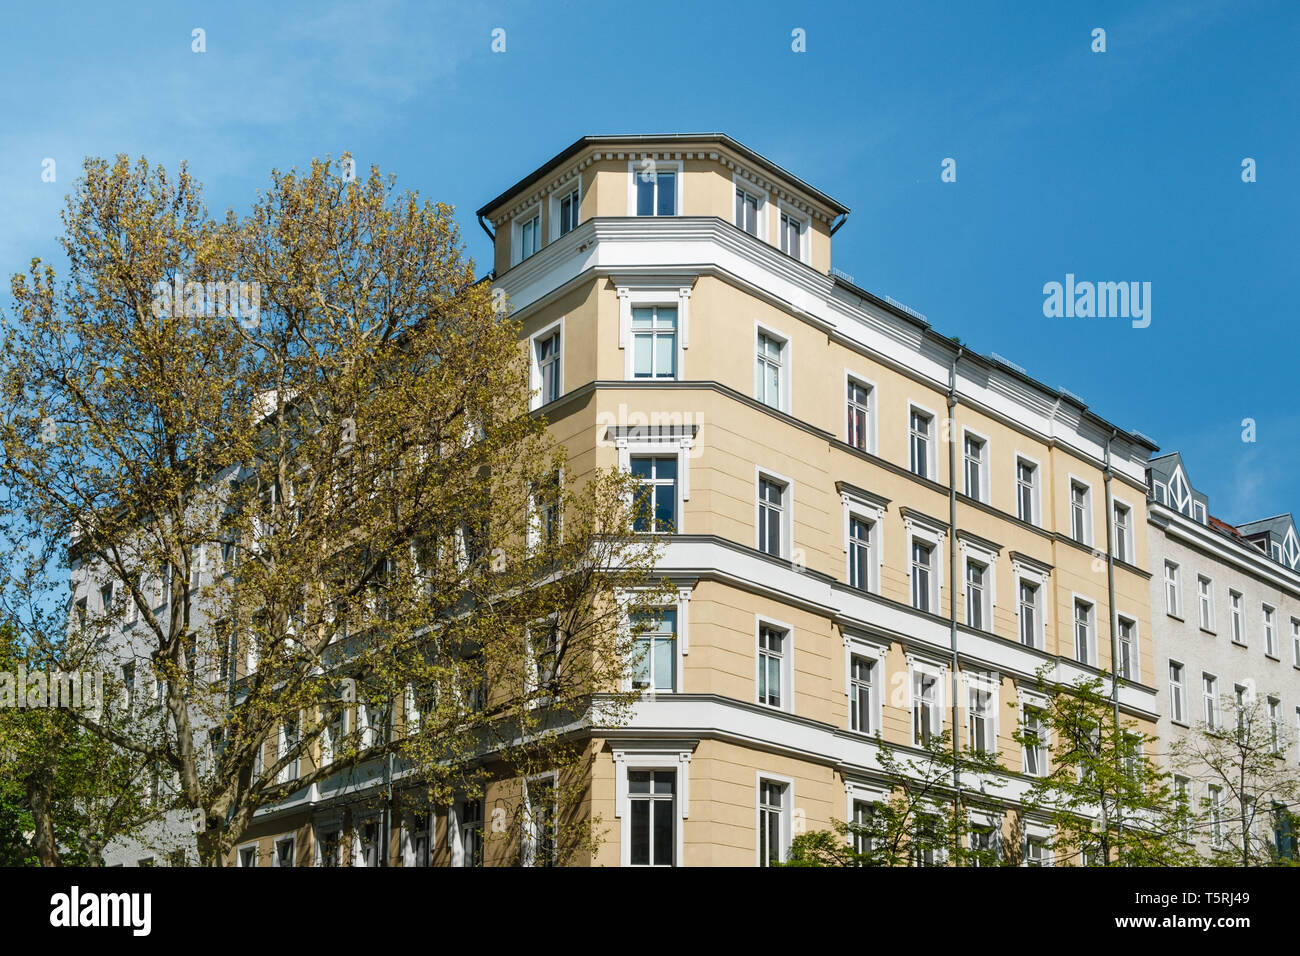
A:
[1014,669,1199,866]
[1173,689,1300,866]
[783,730,1010,867]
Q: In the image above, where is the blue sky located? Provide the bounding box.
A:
[1,0,1296,525]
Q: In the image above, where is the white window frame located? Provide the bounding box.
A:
[1112,497,1134,564]
[528,317,564,411]
[775,201,811,265]
[1291,618,1300,668]
[755,466,794,560]
[1263,604,1278,658]
[1015,453,1042,526]
[613,747,691,868]
[1013,558,1049,650]
[1071,595,1096,667]
[1018,688,1051,777]
[1229,590,1245,644]
[1116,613,1139,681]
[841,489,885,593]
[958,537,998,633]
[732,174,769,240]
[1068,476,1094,547]
[1197,575,1215,632]
[1164,561,1182,618]
[272,834,296,868]
[512,203,542,265]
[1168,659,1186,724]
[522,771,560,867]
[276,711,301,784]
[449,796,484,868]
[965,671,1000,755]
[961,427,991,504]
[616,284,691,380]
[236,842,259,868]
[844,371,877,454]
[626,158,683,217]
[843,632,887,736]
[907,402,938,481]
[620,586,691,695]
[908,656,946,747]
[550,180,581,241]
[1268,697,1282,753]
[755,616,794,712]
[616,431,693,534]
[754,321,791,414]
[756,772,795,866]
[1203,672,1219,730]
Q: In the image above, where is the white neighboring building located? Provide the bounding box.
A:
[1146,451,1300,858]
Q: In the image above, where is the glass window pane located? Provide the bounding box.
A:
[654,637,674,690]
[636,174,654,216]
[655,333,675,376]
[631,307,653,328]
[657,172,675,215]
[633,335,653,376]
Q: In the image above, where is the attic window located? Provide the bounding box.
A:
[1168,469,1192,517]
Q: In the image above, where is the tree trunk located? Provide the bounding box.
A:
[25,765,58,866]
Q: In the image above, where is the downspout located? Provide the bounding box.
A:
[829,212,850,236]
[477,213,496,243]
[1103,429,1122,859]
[947,348,964,858]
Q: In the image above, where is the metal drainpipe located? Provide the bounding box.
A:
[947,348,964,854]
[1103,429,1122,857]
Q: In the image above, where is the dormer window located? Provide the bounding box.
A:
[1168,468,1192,517]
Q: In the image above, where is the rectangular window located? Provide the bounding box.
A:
[1264,605,1278,657]
[635,168,676,216]
[1024,837,1048,866]
[852,801,874,858]
[238,845,257,868]
[850,655,875,734]
[273,836,295,868]
[631,608,677,693]
[1269,697,1282,753]
[757,625,786,709]
[735,186,760,235]
[1070,481,1091,545]
[356,820,380,868]
[406,814,430,868]
[557,187,580,237]
[518,212,540,260]
[631,306,677,379]
[965,561,987,631]
[1165,562,1181,617]
[778,212,801,259]
[755,332,785,409]
[628,770,676,866]
[759,780,788,866]
[1230,590,1244,643]
[1235,684,1249,735]
[535,329,561,405]
[963,434,986,502]
[912,668,940,747]
[1169,661,1186,723]
[1197,576,1214,631]
[1113,502,1132,563]
[848,516,873,590]
[1117,617,1137,680]
[758,476,786,557]
[1022,707,1046,776]
[909,409,933,479]
[846,379,872,451]
[1203,673,1219,730]
[967,680,996,754]
[630,456,677,533]
[911,541,933,613]
[1174,777,1192,841]
[1293,619,1300,668]
[458,798,484,867]
[1073,599,1093,665]
[1018,580,1039,648]
[1016,459,1038,524]
[1209,785,1224,845]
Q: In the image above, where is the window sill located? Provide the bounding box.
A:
[1231,640,1248,648]
[1170,719,1190,729]
[1199,627,1216,637]
[1265,654,1281,662]
[1166,613,1184,623]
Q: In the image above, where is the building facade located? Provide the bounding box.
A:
[1146,452,1300,857]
